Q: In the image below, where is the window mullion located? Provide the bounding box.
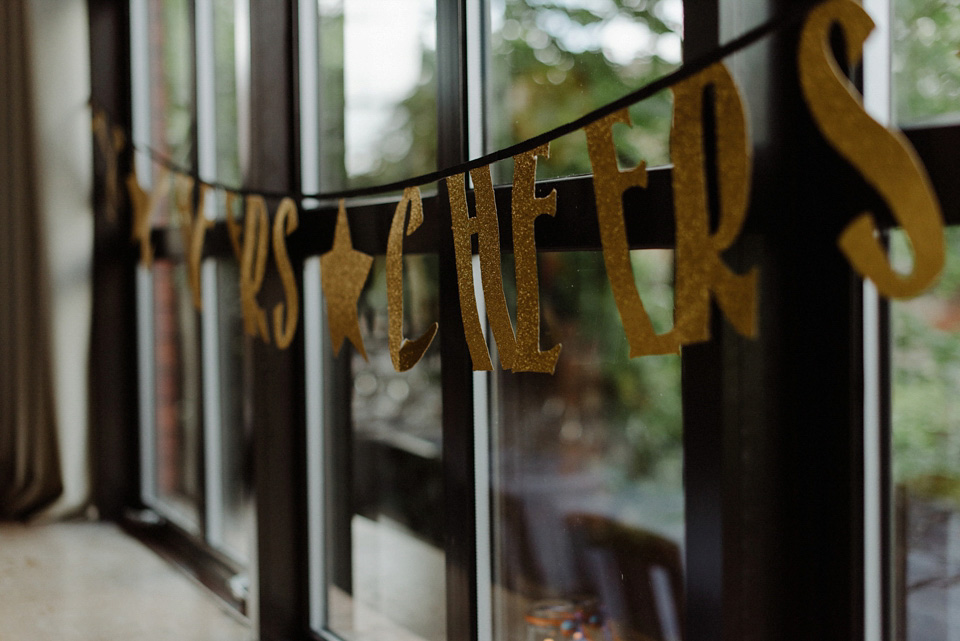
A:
[436,3,479,641]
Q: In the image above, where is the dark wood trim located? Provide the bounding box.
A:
[148,169,677,264]
[680,2,869,641]
[436,2,479,641]
[88,0,141,520]
[905,124,960,226]
[246,2,311,640]
[747,3,865,638]
[678,7,724,640]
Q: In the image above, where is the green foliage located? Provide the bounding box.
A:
[353,0,681,185]
[893,0,960,124]
[213,0,241,186]
[160,0,194,166]
[488,0,680,178]
[892,228,960,499]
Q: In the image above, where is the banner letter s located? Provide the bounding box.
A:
[799,0,944,298]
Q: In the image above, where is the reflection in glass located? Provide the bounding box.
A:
[216,259,253,562]
[892,0,960,125]
[487,0,683,180]
[492,251,683,641]
[203,0,253,563]
[326,256,446,641]
[316,0,437,191]
[153,260,202,531]
[892,228,960,641]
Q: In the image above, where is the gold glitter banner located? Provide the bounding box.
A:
[93,0,948,374]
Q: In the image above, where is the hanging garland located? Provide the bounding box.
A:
[93,0,946,375]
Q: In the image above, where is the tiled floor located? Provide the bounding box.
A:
[0,522,254,641]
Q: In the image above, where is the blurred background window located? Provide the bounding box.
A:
[132,0,254,602]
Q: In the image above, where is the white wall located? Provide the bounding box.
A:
[27,0,93,519]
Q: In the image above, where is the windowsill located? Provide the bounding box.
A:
[0,521,253,641]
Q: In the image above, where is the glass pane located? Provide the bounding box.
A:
[316,0,437,191]
[148,0,194,177]
[892,227,960,641]
[492,251,684,641]
[326,256,446,641]
[216,259,253,563]
[153,259,203,532]
[213,0,242,188]
[892,0,960,125]
[487,0,683,180]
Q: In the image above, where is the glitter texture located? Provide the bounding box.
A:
[387,187,438,372]
[447,173,495,371]
[671,62,757,342]
[320,201,373,359]
[799,0,944,298]
[511,144,562,374]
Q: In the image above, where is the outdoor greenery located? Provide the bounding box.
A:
[893,0,960,124]
[341,0,680,187]
[892,228,960,500]
[486,0,680,178]
[158,0,194,168]
[891,0,960,502]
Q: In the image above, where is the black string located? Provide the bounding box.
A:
[103,2,813,204]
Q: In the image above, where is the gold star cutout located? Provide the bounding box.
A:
[321,200,373,360]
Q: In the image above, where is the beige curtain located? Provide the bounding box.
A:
[0,0,64,519]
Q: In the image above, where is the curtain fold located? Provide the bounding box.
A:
[0,0,64,519]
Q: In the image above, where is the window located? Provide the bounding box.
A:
[299,3,684,641]
[127,0,255,610]
[85,0,960,639]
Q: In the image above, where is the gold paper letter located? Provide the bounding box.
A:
[512,144,562,373]
[387,187,438,372]
[671,62,758,343]
[586,110,673,357]
[174,176,215,311]
[92,110,125,223]
[240,195,271,343]
[799,0,944,297]
[126,166,170,268]
[272,198,299,350]
[447,169,518,371]
[225,191,244,261]
[448,173,493,370]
